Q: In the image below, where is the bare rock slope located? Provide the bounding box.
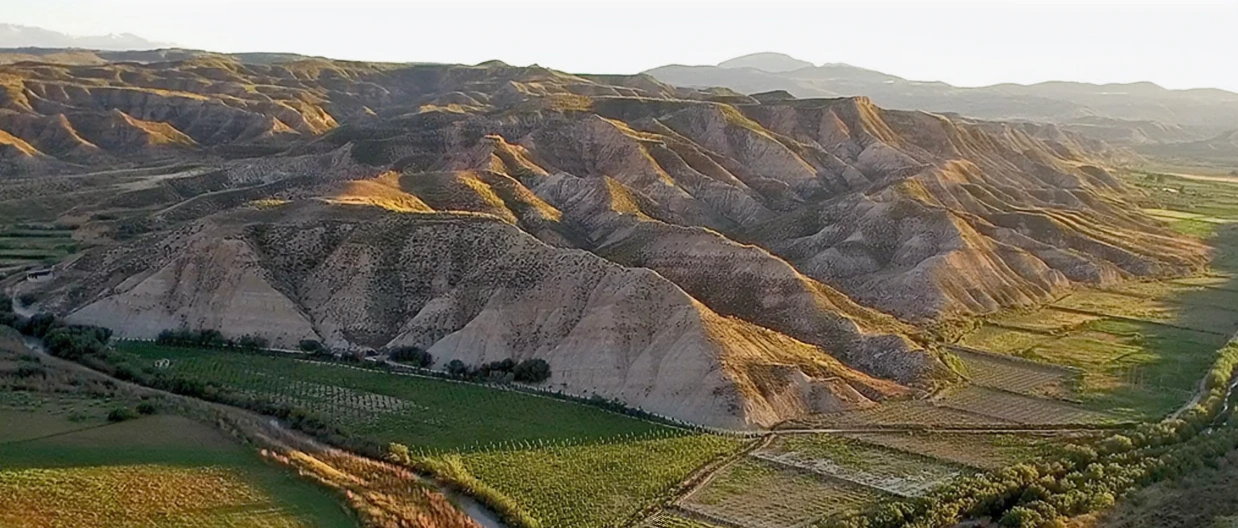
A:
[9,58,1207,428]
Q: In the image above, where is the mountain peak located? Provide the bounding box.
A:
[718,52,813,73]
[0,23,172,51]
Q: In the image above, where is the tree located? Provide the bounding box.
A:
[18,313,57,338]
[107,407,139,422]
[388,346,433,368]
[513,358,551,383]
[446,359,469,378]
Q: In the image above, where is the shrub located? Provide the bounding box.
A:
[107,407,139,422]
[136,402,157,415]
[17,293,37,307]
[299,339,327,354]
[15,365,46,378]
[236,334,269,350]
[999,506,1044,528]
[387,346,433,368]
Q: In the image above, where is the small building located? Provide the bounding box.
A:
[24,268,54,282]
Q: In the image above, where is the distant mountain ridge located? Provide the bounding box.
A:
[647,53,1238,144]
[0,24,172,50]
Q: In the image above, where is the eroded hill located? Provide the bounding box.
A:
[4,57,1208,428]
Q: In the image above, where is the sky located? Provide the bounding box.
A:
[5,0,1237,91]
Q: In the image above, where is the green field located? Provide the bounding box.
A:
[110,342,745,528]
[959,284,1238,419]
[0,224,77,278]
[0,399,354,528]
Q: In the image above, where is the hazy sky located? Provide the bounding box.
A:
[6,0,1237,91]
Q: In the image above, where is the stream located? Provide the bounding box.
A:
[1206,375,1238,433]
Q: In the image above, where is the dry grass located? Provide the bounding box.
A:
[796,400,1011,428]
[840,432,1077,471]
[954,349,1077,399]
[937,386,1117,426]
[754,434,968,497]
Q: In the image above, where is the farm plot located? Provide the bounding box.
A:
[680,458,876,528]
[1052,290,1238,335]
[752,434,969,497]
[791,399,1013,429]
[461,434,740,528]
[839,432,1073,470]
[956,302,1230,419]
[640,511,724,528]
[986,307,1103,334]
[113,343,745,528]
[958,325,1046,354]
[937,386,1118,426]
[953,348,1077,398]
[792,399,1015,428]
[0,412,353,528]
[0,465,310,528]
[0,224,77,276]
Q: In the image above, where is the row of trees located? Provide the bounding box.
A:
[827,341,1238,528]
[444,357,551,384]
[386,346,434,368]
[156,328,269,351]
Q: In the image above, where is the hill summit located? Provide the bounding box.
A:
[718,52,814,72]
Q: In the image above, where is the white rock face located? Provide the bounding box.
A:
[37,203,905,429]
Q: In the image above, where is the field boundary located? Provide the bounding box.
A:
[946,344,1084,375]
[1050,306,1228,336]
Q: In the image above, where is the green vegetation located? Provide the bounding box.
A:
[958,280,1238,420]
[386,345,433,367]
[0,333,355,528]
[94,342,744,528]
[0,224,77,278]
[453,435,739,527]
[0,412,355,528]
